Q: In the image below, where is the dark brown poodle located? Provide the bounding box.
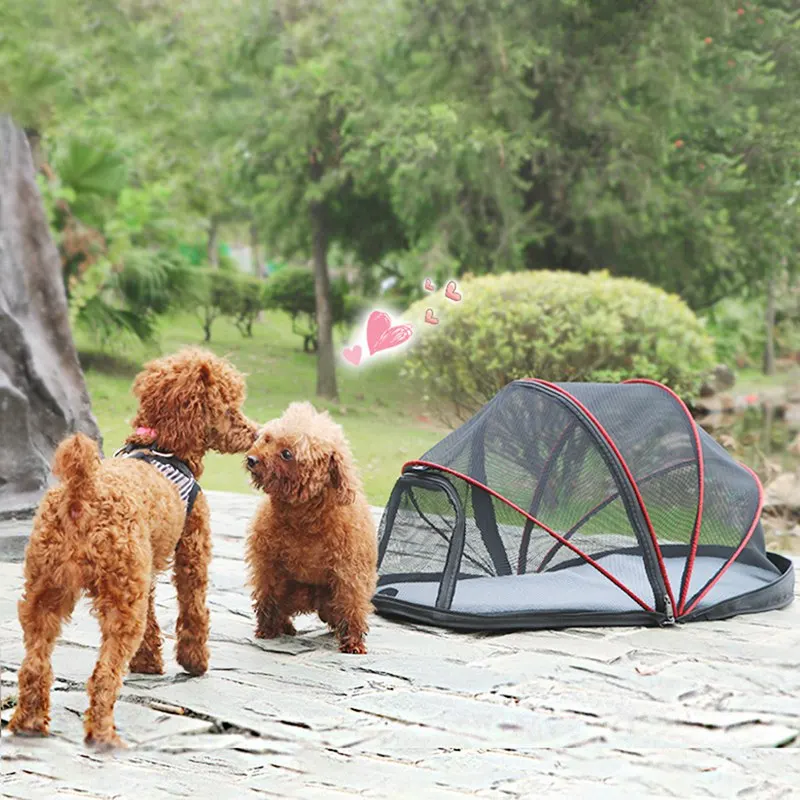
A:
[245,402,378,654]
[8,348,258,748]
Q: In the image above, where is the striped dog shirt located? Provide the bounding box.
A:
[114,443,201,516]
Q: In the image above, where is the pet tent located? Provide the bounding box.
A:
[373,379,794,630]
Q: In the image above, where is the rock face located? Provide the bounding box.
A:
[764,470,800,514]
[0,116,101,517]
[699,363,736,397]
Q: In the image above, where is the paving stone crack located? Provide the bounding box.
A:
[121,693,267,738]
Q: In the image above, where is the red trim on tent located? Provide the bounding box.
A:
[402,459,655,613]
[623,379,705,616]
[682,463,765,616]
[523,379,677,614]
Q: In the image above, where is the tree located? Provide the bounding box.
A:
[360,0,800,309]
[234,0,406,400]
[4,0,798,343]
[263,266,350,352]
[1,0,258,341]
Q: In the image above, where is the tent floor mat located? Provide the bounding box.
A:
[376,554,777,615]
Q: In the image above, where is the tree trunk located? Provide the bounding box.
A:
[207,215,220,269]
[250,220,265,278]
[763,272,776,376]
[0,116,101,521]
[310,198,338,400]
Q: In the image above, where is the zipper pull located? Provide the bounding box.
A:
[662,593,676,626]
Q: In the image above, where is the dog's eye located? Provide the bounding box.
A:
[279,449,293,461]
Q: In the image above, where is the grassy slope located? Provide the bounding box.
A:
[734,366,800,393]
[77,311,449,505]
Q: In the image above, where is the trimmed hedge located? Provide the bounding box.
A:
[404,270,715,420]
[262,267,354,352]
[197,270,268,341]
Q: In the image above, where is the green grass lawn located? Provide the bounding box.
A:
[735,366,800,394]
[76,311,449,505]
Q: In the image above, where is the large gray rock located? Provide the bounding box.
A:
[699,363,737,397]
[0,116,101,519]
[764,470,800,513]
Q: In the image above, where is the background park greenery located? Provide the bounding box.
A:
[2,0,799,500]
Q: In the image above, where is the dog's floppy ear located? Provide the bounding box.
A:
[328,451,356,505]
[130,356,213,457]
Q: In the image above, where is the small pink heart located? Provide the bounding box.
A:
[424,308,439,325]
[423,278,435,292]
[366,310,414,355]
[342,345,362,366]
[445,281,462,302]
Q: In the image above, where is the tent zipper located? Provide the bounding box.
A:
[662,593,676,626]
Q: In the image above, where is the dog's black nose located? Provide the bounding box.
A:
[246,455,259,470]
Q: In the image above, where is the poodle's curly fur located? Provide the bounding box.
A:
[8,348,258,749]
[245,402,377,654]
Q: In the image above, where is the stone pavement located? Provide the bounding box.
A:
[2,490,800,799]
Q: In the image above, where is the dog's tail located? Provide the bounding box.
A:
[52,433,101,521]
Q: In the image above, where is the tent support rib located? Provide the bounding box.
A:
[623,379,705,616]
[523,379,677,618]
[518,419,578,574]
[402,461,655,613]
[683,463,765,616]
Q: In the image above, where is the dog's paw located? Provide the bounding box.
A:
[129,652,164,675]
[85,730,127,751]
[255,620,294,639]
[339,638,367,655]
[176,639,209,676]
[7,714,50,738]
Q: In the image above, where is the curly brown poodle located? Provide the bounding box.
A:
[245,402,377,654]
[8,348,258,749]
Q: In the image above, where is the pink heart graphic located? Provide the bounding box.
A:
[342,345,362,366]
[423,278,435,292]
[445,281,462,302]
[424,308,439,325]
[366,311,414,355]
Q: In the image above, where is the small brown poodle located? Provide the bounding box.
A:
[245,402,377,654]
[8,348,258,748]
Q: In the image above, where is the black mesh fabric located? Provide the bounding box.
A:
[681,429,777,610]
[556,382,699,603]
[375,379,783,621]
[378,480,458,585]
[556,381,778,611]
[392,382,658,610]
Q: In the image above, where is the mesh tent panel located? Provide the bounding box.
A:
[378,480,458,582]
[550,381,702,609]
[405,382,659,610]
[681,431,775,613]
[376,379,788,624]
[553,381,778,614]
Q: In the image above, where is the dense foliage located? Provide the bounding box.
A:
[405,271,716,420]
[35,133,195,344]
[704,281,800,368]
[198,271,268,342]
[2,0,799,389]
[263,268,351,353]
